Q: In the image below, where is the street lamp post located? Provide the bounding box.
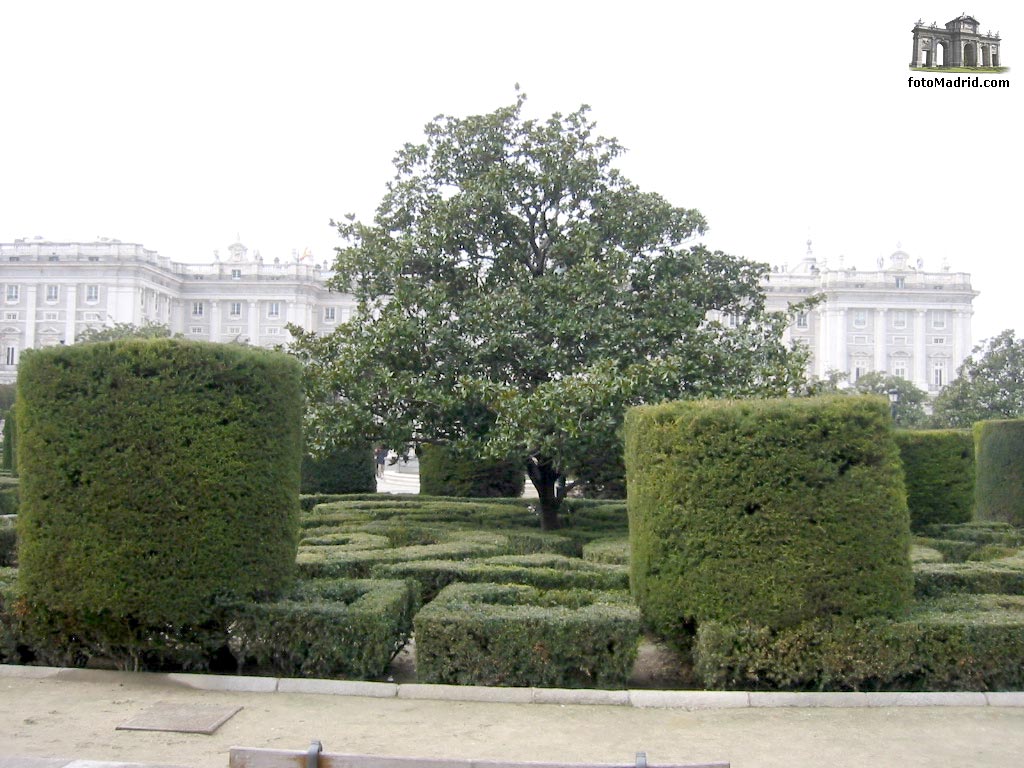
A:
[887,388,900,422]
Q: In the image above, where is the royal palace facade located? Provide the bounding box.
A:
[2,238,976,393]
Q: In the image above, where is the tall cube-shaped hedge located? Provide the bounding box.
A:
[15,340,303,657]
[301,441,376,494]
[974,420,1024,526]
[625,396,913,637]
[895,429,974,529]
[418,443,525,498]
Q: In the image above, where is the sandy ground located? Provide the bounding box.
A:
[3,672,1024,768]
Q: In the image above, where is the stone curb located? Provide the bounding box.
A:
[3,664,1023,709]
[278,678,398,698]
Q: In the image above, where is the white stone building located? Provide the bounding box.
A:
[2,238,978,395]
[764,243,977,394]
[0,238,355,385]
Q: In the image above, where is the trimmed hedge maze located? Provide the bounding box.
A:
[415,583,640,688]
[1,492,634,686]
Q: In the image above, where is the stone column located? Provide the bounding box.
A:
[64,283,77,344]
[24,285,38,349]
[209,301,221,343]
[913,310,927,389]
[248,301,259,344]
[834,309,847,378]
[874,309,887,372]
[816,308,829,378]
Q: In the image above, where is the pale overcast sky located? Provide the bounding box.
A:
[1,1,1020,346]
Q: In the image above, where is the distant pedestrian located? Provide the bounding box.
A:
[375,446,388,478]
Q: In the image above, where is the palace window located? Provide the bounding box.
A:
[267,302,281,318]
[231,269,242,280]
[46,285,59,302]
[230,302,242,317]
[852,309,867,329]
[5,346,15,366]
[86,285,100,302]
[932,311,947,329]
[933,361,947,388]
[892,311,907,330]
[795,311,809,329]
[324,307,336,322]
[895,277,906,288]
[5,285,19,302]
[893,359,908,380]
[192,302,204,317]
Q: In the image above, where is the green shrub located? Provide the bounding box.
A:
[582,537,630,565]
[973,420,1024,526]
[695,595,1024,691]
[0,567,22,663]
[1,408,14,474]
[297,530,509,578]
[919,522,1024,546]
[228,578,417,679]
[626,396,913,638]
[914,560,1024,597]
[14,339,303,669]
[895,429,974,529]
[418,444,525,498]
[414,583,640,688]
[373,554,628,603]
[0,517,15,567]
[301,442,376,494]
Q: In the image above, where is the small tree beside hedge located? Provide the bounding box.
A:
[14,339,303,668]
[973,420,1024,526]
[418,443,525,498]
[895,429,974,529]
[625,395,913,639]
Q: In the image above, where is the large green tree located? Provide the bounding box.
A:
[290,95,808,529]
[851,371,929,428]
[932,329,1024,427]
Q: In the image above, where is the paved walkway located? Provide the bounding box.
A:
[3,666,1024,768]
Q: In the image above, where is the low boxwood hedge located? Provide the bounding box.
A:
[372,554,628,602]
[0,517,15,567]
[296,530,509,578]
[582,537,630,565]
[694,594,1024,691]
[414,583,640,688]
[914,559,1024,598]
[228,578,417,679]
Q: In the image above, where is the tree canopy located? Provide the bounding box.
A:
[932,329,1024,427]
[850,371,929,428]
[290,94,809,528]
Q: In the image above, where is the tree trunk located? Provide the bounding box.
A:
[526,457,563,531]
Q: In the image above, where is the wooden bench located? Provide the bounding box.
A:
[229,743,729,768]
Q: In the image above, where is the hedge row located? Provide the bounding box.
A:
[894,429,974,529]
[694,595,1024,691]
[417,443,525,498]
[301,442,376,495]
[974,420,1024,526]
[228,578,417,679]
[296,530,510,579]
[372,554,628,602]
[914,560,1024,598]
[581,537,630,565]
[0,517,15,567]
[414,583,640,688]
[626,396,913,637]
